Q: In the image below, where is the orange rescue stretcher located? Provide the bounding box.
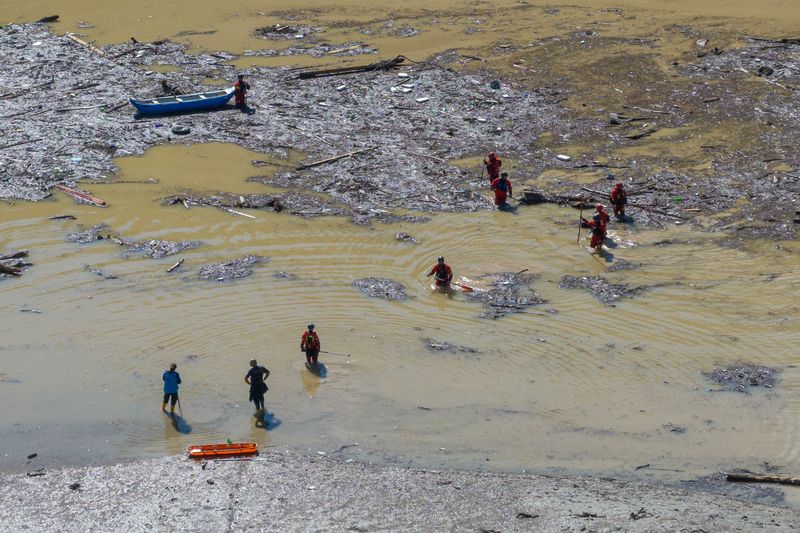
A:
[187,442,258,459]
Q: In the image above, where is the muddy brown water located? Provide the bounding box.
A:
[3,142,800,486]
[2,0,800,492]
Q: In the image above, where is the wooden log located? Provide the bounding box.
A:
[298,56,405,79]
[0,265,22,276]
[727,473,800,486]
[54,184,107,207]
[167,259,184,273]
[295,147,376,171]
[66,33,106,57]
[219,207,256,219]
[0,250,29,261]
[407,151,447,163]
[0,138,42,150]
[54,104,107,112]
[626,128,658,140]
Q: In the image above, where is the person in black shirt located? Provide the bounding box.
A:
[244,359,270,414]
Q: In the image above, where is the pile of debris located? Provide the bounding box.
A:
[243,42,376,58]
[124,239,202,259]
[422,338,479,354]
[0,250,32,278]
[559,275,640,306]
[66,223,108,243]
[196,255,269,281]
[465,271,543,319]
[254,24,321,41]
[704,364,778,392]
[352,277,407,301]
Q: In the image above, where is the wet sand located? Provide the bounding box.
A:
[1,450,798,532]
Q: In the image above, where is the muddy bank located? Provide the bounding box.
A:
[1,451,798,532]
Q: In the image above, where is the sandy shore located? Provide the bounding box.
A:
[1,449,797,532]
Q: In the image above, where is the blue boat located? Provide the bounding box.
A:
[129,87,235,115]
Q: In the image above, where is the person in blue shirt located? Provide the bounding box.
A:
[162,363,181,414]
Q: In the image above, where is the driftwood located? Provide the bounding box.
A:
[54,184,107,206]
[727,473,800,486]
[295,147,376,170]
[626,128,657,140]
[298,55,405,79]
[166,259,184,273]
[622,104,670,115]
[0,250,30,277]
[65,33,106,57]
[0,138,42,150]
[36,15,59,23]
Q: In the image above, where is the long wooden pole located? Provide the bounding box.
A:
[576,204,584,244]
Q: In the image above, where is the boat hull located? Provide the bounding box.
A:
[130,87,235,116]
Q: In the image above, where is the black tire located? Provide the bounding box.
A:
[171,125,190,135]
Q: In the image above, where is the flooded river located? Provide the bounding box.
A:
[2,0,800,488]
[3,143,800,483]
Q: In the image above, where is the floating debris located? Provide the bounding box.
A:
[66,223,108,243]
[0,250,32,279]
[254,24,321,40]
[422,338,480,354]
[704,364,778,392]
[197,255,270,281]
[465,271,543,319]
[606,259,641,272]
[83,264,119,280]
[274,271,297,280]
[395,232,417,243]
[559,275,640,306]
[352,277,407,301]
[125,239,202,259]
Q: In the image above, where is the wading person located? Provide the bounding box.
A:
[161,363,181,414]
[581,204,609,251]
[244,359,270,414]
[301,324,321,366]
[427,256,453,288]
[610,181,627,219]
[234,74,251,109]
[491,172,513,207]
[483,152,501,182]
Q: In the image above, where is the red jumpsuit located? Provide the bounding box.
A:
[301,331,320,364]
[582,213,607,249]
[491,176,512,206]
[610,184,627,217]
[484,156,501,181]
[428,263,453,287]
[234,80,250,107]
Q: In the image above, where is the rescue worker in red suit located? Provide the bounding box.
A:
[610,182,627,219]
[581,204,609,250]
[234,74,251,108]
[491,172,512,207]
[301,324,321,366]
[483,152,501,182]
[427,256,453,288]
